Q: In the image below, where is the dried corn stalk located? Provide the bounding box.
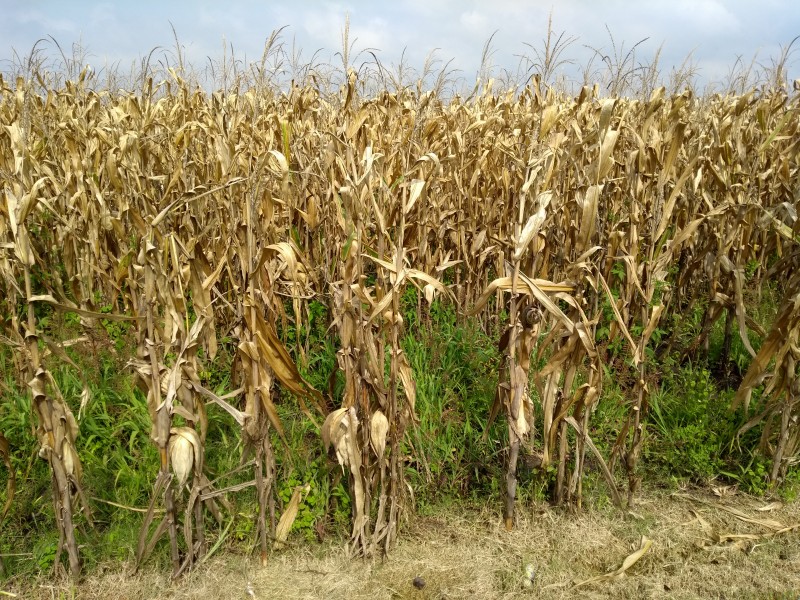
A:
[1,60,798,573]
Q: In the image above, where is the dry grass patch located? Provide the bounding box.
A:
[6,490,800,599]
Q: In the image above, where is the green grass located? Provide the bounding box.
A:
[0,285,794,581]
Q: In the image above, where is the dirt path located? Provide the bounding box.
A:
[7,489,800,599]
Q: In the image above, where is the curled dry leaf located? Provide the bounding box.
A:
[274,484,310,549]
[62,442,80,478]
[370,410,389,459]
[321,408,353,468]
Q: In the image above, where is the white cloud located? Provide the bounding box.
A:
[88,3,117,28]
[669,0,740,35]
[459,10,488,33]
[15,9,77,35]
[349,17,391,52]
[301,5,348,52]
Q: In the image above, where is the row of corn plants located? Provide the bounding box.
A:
[1,66,798,578]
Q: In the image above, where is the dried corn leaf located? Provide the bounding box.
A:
[468,276,573,317]
[29,294,142,321]
[514,191,552,261]
[598,273,642,365]
[274,485,310,549]
[0,432,15,521]
[245,302,323,422]
[573,536,652,588]
[370,410,389,459]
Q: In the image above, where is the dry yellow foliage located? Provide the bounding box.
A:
[1,67,797,576]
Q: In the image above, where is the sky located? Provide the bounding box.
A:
[1,1,798,92]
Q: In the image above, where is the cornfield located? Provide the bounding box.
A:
[1,60,799,580]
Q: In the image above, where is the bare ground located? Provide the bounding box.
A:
[5,489,800,600]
